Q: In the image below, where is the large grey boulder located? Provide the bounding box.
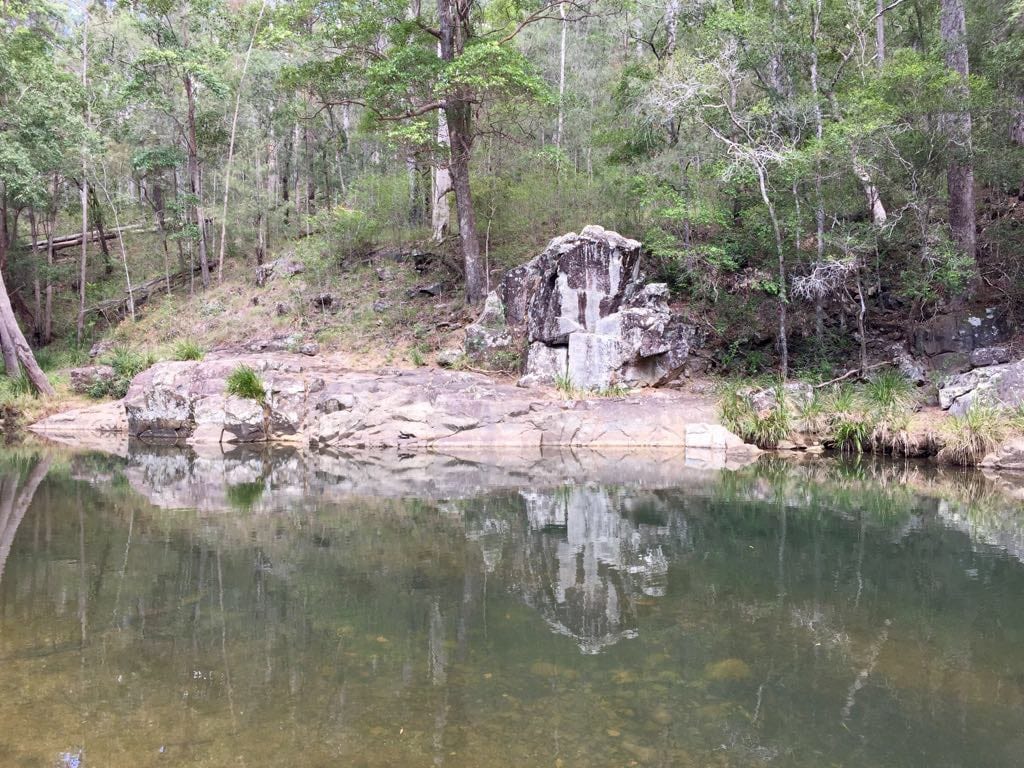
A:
[939,359,1024,414]
[494,226,697,390]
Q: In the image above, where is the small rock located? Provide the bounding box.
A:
[436,348,464,368]
[70,365,117,395]
[299,342,319,357]
[776,440,798,451]
[88,339,115,360]
[805,444,825,454]
[311,293,334,310]
[372,300,391,313]
[414,283,442,297]
[275,302,291,317]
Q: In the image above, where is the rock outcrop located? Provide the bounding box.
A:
[467,226,697,390]
[939,358,1024,415]
[31,353,757,458]
[913,308,1012,373]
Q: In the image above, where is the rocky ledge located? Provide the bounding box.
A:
[30,352,757,458]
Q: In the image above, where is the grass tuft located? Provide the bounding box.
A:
[226,365,266,403]
[172,339,204,361]
[938,403,1005,466]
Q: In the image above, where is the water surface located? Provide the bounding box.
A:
[2,446,1024,767]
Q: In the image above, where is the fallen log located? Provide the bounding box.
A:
[31,224,148,253]
[85,264,200,324]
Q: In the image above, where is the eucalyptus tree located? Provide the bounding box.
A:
[0,0,81,393]
[289,0,575,303]
[124,0,230,290]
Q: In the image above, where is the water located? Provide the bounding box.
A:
[2,445,1024,767]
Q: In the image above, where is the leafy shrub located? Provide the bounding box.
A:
[226,365,266,403]
[172,339,204,361]
[938,403,1005,466]
[831,414,874,454]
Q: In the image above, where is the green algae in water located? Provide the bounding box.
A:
[2,448,1024,766]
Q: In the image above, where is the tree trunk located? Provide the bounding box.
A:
[0,267,54,395]
[438,0,485,304]
[88,185,113,275]
[875,0,885,67]
[184,73,211,288]
[431,45,453,242]
[77,6,90,345]
[940,0,976,262]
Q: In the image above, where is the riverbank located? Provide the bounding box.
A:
[26,352,759,465]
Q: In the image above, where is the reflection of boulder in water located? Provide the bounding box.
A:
[477,486,686,654]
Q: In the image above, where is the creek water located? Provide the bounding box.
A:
[1,445,1024,767]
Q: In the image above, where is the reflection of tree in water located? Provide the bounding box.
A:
[0,455,51,584]
[467,485,689,654]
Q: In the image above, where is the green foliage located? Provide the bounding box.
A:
[718,381,791,449]
[226,481,265,511]
[172,340,204,361]
[226,365,266,403]
[863,368,917,414]
[88,346,157,400]
[939,403,1006,466]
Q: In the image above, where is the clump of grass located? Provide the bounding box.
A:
[718,380,791,449]
[172,339,204,361]
[554,372,578,398]
[226,365,266,403]
[87,344,157,400]
[863,368,917,414]
[831,413,874,454]
[409,346,426,367]
[938,402,1005,466]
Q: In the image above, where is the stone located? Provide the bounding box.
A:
[372,300,390,313]
[913,308,1011,358]
[464,291,516,369]
[298,342,319,357]
[939,359,1024,414]
[888,344,927,384]
[567,333,630,390]
[275,302,291,317]
[517,343,568,387]
[255,257,304,286]
[88,339,116,360]
[412,283,442,297]
[436,348,464,368]
[311,293,334,310]
[980,438,1024,470]
[494,227,698,390]
[222,396,267,442]
[34,354,760,457]
[970,346,1012,368]
[505,225,643,343]
[69,365,117,395]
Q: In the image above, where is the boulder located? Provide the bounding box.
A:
[970,346,1011,368]
[70,365,117,395]
[939,359,1024,414]
[436,348,464,368]
[518,343,568,388]
[494,227,697,390]
[981,438,1024,470]
[255,256,304,287]
[464,291,516,369]
[917,309,1011,362]
[887,344,927,384]
[501,225,642,342]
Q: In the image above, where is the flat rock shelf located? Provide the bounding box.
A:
[29,352,758,463]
